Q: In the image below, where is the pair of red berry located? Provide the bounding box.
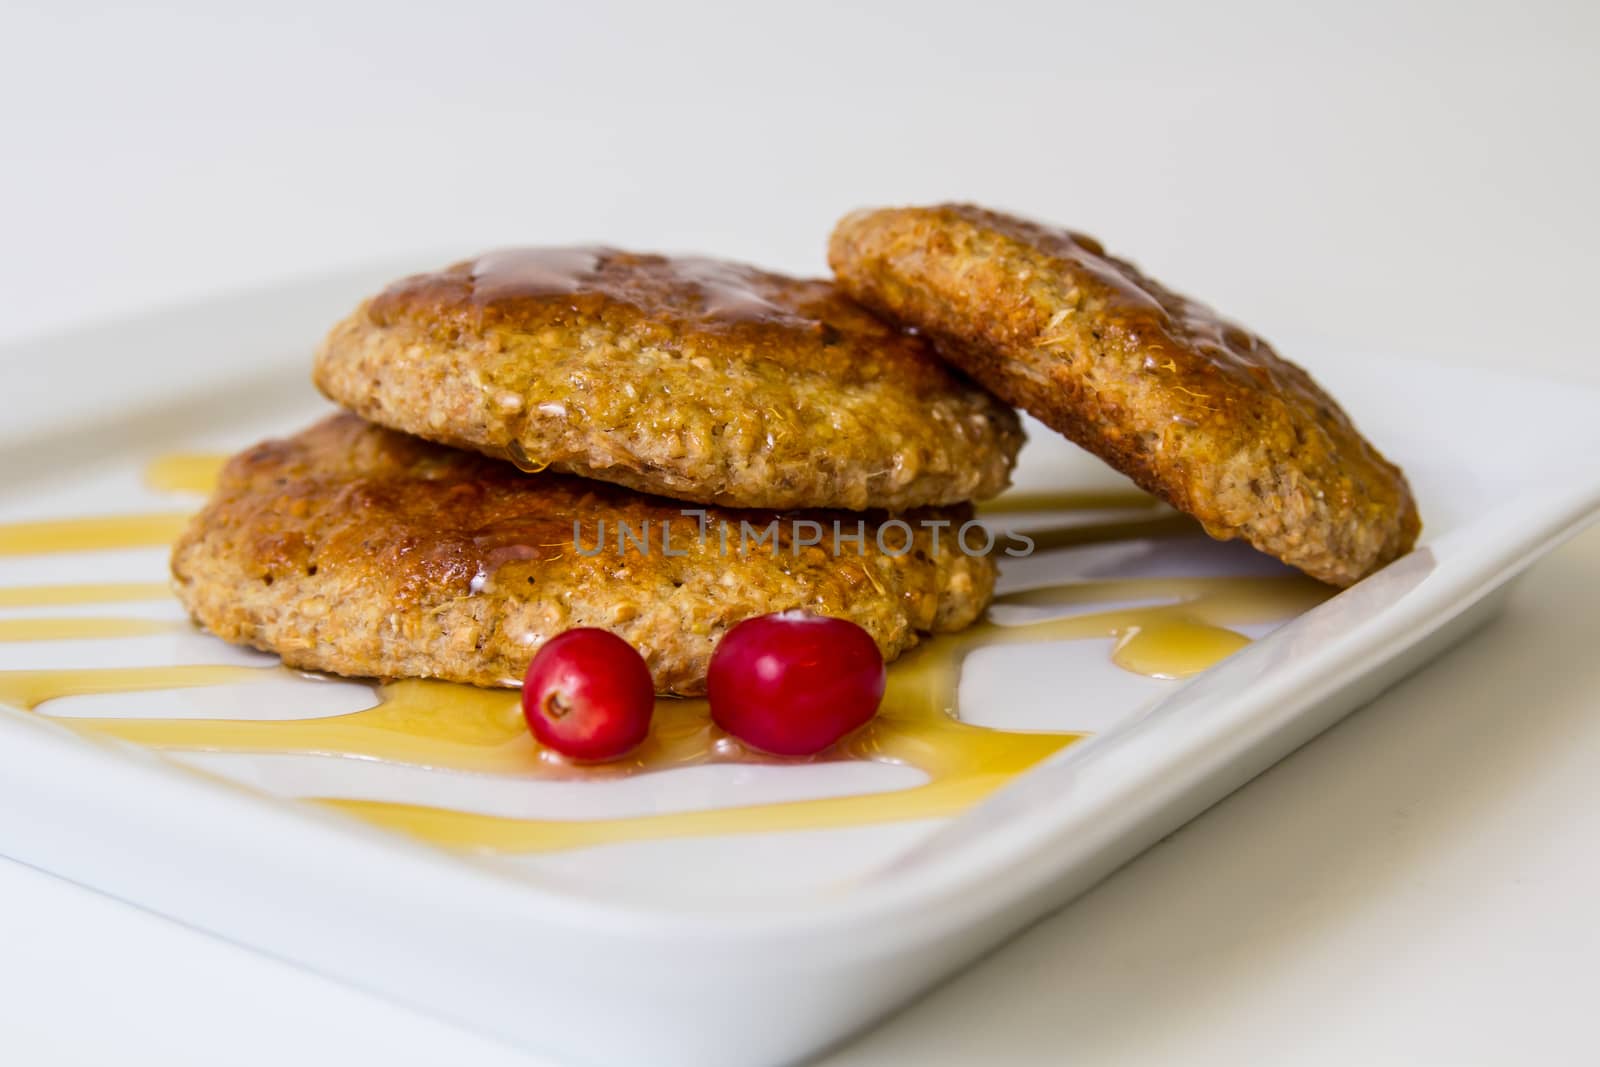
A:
[522,612,887,761]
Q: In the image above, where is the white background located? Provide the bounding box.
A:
[2,1,1599,1064]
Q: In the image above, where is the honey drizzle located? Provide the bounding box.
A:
[0,582,172,607]
[0,464,1335,855]
[0,617,178,642]
[0,665,269,709]
[0,451,220,557]
[9,575,1326,853]
[0,512,192,555]
[0,452,215,640]
[142,453,229,494]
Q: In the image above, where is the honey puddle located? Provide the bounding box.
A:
[0,455,1332,854]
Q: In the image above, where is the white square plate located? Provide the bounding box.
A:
[2,266,1596,1067]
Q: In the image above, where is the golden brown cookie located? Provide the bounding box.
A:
[314,248,1023,511]
[829,204,1419,586]
[171,414,996,694]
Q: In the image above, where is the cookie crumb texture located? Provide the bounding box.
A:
[315,248,1024,511]
[171,415,995,695]
[830,204,1420,586]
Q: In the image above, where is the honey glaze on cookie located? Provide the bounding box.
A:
[321,247,1026,512]
[469,247,604,300]
[463,246,836,331]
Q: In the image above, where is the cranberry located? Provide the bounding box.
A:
[522,628,654,762]
[707,611,886,756]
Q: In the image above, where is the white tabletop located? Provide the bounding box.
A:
[3,2,1597,1063]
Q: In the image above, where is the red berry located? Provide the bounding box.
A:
[707,611,886,756]
[522,628,654,762]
